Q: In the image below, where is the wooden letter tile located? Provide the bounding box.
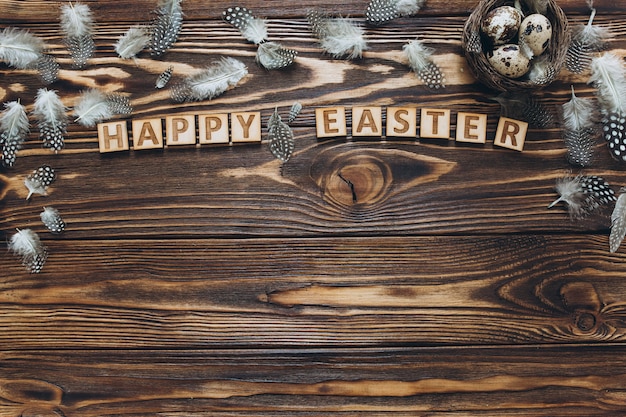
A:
[386,107,417,138]
[198,113,229,145]
[132,118,163,150]
[494,117,528,151]
[232,112,261,143]
[315,107,347,138]
[456,112,487,144]
[166,115,196,146]
[352,106,382,137]
[420,108,451,139]
[98,121,129,153]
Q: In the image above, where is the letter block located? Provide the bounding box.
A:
[352,106,382,137]
[98,121,129,153]
[494,117,528,151]
[132,118,164,150]
[166,115,196,146]
[315,107,347,138]
[456,112,487,144]
[232,112,261,143]
[198,113,229,144]
[420,108,451,139]
[386,107,417,138]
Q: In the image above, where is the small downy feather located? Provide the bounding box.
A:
[0,27,45,69]
[33,88,68,152]
[561,87,598,167]
[155,66,173,89]
[548,174,616,219]
[256,42,297,70]
[170,57,247,103]
[115,26,150,59]
[73,88,132,127]
[0,100,30,168]
[562,86,597,131]
[307,10,367,60]
[8,229,48,273]
[610,188,626,252]
[60,2,95,68]
[566,8,608,74]
[366,0,424,26]
[528,56,556,86]
[589,53,626,115]
[222,7,268,45]
[403,38,445,89]
[40,206,66,234]
[267,108,295,163]
[24,165,56,200]
[493,92,555,129]
[150,0,184,57]
[288,102,302,124]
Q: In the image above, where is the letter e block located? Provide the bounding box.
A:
[352,106,382,137]
[315,107,347,138]
[386,107,417,138]
[494,117,528,151]
[456,112,487,144]
[198,114,229,144]
[420,108,451,139]
[132,118,163,150]
[166,115,196,146]
[98,121,129,153]
[232,112,261,143]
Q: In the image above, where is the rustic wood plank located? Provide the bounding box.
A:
[2,346,626,416]
[1,235,626,349]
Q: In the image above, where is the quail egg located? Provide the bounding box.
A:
[519,13,552,56]
[487,44,531,78]
[481,6,523,45]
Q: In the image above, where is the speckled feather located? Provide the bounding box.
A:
[267,108,295,162]
[24,165,56,200]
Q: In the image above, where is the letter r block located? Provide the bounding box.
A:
[494,117,528,151]
[98,121,129,153]
[456,112,487,144]
[315,107,347,138]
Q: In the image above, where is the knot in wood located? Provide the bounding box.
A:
[327,155,391,207]
[574,312,597,333]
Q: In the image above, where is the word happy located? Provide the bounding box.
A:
[96,107,528,153]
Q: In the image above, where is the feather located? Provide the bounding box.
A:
[267,108,295,163]
[115,26,150,59]
[60,2,95,68]
[493,92,555,129]
[40,206,66,234]
[524,0,548,14]
[365,0,424,26]
[256,41,297,70]
[35,54,60,85]
[288,102,302,124]
[403,38,445,89]
[150,0,184,57]
[73,89,132,127]
[155,66,173,88]
[8,229,48,273]
[223,7,267,45]
[24,165,56,200]
[307,10,367,60]
[548,174,616,219]
[33,88,68,152]
[602,111,626,162]
[528,56,557,86]
[610,188,626,252]
[0,27,45,69]
[169,57,247,103]
[561,87,598,167]
[0,100,29,168]
[562,86,597,131]
[589,53,626,114]
[566,8,608,74]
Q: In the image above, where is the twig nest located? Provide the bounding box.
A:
[481,6,523,45]
[519,14,552,56]
[488,44,531,78]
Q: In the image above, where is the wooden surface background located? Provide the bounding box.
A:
[1,0,626,415]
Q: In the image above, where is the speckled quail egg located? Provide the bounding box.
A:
[481,6,523,45]
[487,44,531,78]
[519,13,552,56]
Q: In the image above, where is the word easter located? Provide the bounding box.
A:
[96,107,528,153]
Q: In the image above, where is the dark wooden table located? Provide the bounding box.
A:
[2,0,626,415]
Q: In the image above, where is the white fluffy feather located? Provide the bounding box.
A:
[562,86,596,131]
[308,11,367,59]
[610,188,626,252]
[403,39,433,71]
[115,26,150,59]
[0,27,44,69]
[589,53,626,114]
[171,57,247,102]
[73,89,113,127]
[578,9,608,46]
[34,88,67,127]
[9,229,44,258]
[395,0,424,16]
[1,100,29,139]
[242,17,268,45]
[60,2,94,38]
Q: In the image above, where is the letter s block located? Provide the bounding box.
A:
[494,117,528,151]
[386,107,417,138]
[98,121,129,153]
